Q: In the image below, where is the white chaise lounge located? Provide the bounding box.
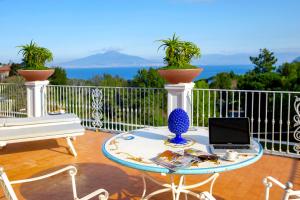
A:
[0,114,84,157]
[0,165,109,200]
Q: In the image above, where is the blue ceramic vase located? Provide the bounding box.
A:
[168,108,190,144]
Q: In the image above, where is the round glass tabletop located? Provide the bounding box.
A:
[102,127,263,175]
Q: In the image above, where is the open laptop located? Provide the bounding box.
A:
[209,117,257,154]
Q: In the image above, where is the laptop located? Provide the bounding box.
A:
[208,117,257,154]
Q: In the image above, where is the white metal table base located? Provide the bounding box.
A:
[141,173,219,200]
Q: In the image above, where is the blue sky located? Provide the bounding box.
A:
[0,0,300,63]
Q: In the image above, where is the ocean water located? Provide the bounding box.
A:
[65,65,254,80]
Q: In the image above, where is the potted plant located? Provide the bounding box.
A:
[157,34,203,84]
[17,41,54,81]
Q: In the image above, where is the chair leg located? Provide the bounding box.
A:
[66,137,77,157]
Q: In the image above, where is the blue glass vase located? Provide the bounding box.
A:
[168,108,190,145]
[169,132,188,144]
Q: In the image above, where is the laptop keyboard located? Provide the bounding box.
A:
[214,145,250,149]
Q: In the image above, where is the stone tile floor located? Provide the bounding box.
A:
[0,131,299,200]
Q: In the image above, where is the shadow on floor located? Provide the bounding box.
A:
[19,163,224,200]
[0,139,73,156]
[19,163,144,200]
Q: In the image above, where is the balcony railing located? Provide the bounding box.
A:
[0,83,299,158]
[192,88,300,158]
[0,83,27,118]
[46,85,168,132]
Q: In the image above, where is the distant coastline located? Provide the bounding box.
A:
[65,65,254,80]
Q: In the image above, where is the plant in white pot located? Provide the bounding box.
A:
[157,34,203,84]
[17,41,54,81]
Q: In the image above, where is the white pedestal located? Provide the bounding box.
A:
[25,80,49,117]
[165,83,195,122]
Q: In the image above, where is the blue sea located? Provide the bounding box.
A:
[65,65,254,80]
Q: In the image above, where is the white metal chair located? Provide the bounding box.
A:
[199,191,216,200]
[263,176,300,200]
[0,165,109,200]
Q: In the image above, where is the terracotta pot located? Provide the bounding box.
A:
[17,69,55,81]
[158,68,203,84]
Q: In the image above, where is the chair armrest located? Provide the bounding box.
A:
[10,166,77,185]
[78,188,109,200]
[199,191,216,200]
[263,176,293,190]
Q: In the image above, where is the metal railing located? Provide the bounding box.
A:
[192,88,300,158]
[0,83,27,118]
[47,85,168,132]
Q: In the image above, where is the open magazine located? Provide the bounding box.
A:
[151,149,218,171]
[184,148,218,162]
[150,150,195,171]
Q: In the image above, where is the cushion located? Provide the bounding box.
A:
[0,123,84,141]
[4,114,80,127]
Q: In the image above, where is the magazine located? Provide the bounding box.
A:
[150,150,195,171]
[184,148,218,162]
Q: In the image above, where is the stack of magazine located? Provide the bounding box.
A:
[151,148,218,172]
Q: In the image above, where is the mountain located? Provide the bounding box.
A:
[294,56,300,62]
[58,51,300,68]
[60,51,160,68]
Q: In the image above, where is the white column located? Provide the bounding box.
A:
[25,80,49,117]
[165,82,195,120]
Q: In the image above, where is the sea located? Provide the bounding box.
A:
[65,65,254,80]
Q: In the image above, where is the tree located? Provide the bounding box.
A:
[86,74,128,87]
[130,68,165,88]
[238,72,282,90]
[277,62,300,91]
[49,67,67,85]
[209,71,238,89]
[194,79,209,89]
[250,48,277,73]
[9,63,23,76]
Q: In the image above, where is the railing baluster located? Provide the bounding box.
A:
[279,93,283,152]
[220,90,222,117]
[225,91,228,117]
[272,92,275,151]
[197,90,199,127]
[258,92,261,143]
[214,90,216,117]
[245,92,247,117]
[251,92,254,134]
[202,90,205,127]
[232,91,234,117]
[238,91,241,117]
[264,93,268,150]
[287,93,291,153]
[208,90,211,119]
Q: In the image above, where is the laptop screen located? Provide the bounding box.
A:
[209,118,250,144]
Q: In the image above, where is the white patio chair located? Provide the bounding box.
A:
[0,165,109,200]
[263,176,300,200]
[199,191,216,200]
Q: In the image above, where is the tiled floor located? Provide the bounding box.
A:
[0,131,299,200]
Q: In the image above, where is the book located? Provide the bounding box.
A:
[150,150,195,171]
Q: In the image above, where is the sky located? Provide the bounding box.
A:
[0,0,300,63]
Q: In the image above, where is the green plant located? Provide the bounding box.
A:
[49,67,68,85]
[158,33,201,69]
[18,41,53,70]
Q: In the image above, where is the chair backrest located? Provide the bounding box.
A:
[0,167,18,200]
